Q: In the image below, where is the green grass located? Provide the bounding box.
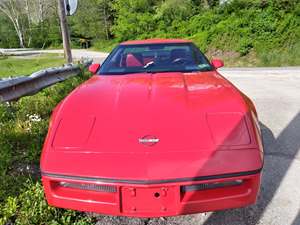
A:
[0,65,96,224]
[0,55,65,78]
[91,39,117,53]
[205,45,300,67]
[92,40,300,67]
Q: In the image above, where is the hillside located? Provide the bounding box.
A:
[0,0,299,66]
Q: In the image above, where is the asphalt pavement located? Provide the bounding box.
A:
[0,48,109,63]
[92,68,300,225]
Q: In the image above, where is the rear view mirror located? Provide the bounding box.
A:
[88,64,101,74]
[211,59,224,69]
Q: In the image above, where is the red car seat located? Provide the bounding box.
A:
[126,53,143,67]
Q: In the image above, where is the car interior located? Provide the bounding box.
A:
[119,48,194,68]
[99,44,213,74]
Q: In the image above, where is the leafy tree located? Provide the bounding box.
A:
[0,14,19,48]
[0,0,28,47]
[112,0,157,41]
[155,0,194,25]
[69,0,114,40]
[0,0,59,48]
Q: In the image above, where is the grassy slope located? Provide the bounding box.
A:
[93,1,300,67]
[92,39,300,67]
[0,57,96,224]
[0,55,65,78]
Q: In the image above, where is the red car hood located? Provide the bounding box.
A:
[41,71,262,180]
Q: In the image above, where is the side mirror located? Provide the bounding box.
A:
[211,59,224,69]
[88,63,101,74]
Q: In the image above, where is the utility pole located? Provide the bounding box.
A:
[58,0,72,63]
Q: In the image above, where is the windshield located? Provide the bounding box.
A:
[99,43,213,75]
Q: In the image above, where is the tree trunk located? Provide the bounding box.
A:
[103,3,109,40]
[25,0,32,47]
[0,4,25,48]
[203,0,210,8]
[16,28,25,48]
[38,0,44,22]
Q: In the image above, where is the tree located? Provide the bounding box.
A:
[191,0,220,8]
[155,0,194,24]
[112,0,157,41]
[0,0,26,47]
[0,0,58,48]
[0,14,18,47]
[69,0,114,40]
[97,0,114,40]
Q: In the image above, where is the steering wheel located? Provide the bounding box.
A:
[171,58,189,65]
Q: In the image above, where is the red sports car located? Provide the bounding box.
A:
[41,39,263,218]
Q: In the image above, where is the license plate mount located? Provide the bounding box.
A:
[121,186,178,214]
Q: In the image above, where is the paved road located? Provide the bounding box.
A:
[0,48,108,63]
[90,68,300,225]
[4,49,300,225]
[76,50,299,225]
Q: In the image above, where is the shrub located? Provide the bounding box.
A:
[238,38,253,56]
[107,0,300,66]
[0,70,92,223]
[0,181,95,225]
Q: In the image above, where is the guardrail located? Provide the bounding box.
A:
[0,60,92,103]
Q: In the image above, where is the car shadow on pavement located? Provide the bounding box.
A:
[292,212,300,225]
[197,112,300,225]
[93,113,300,225]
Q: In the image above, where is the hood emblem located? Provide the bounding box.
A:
[139,135,160,146]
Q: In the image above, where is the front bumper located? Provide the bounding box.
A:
[42,170,261,218]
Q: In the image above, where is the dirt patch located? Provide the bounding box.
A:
[9,162,40,178]
[206,49,261,67]
[206,49,240,60]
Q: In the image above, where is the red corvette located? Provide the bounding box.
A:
[41,39,263,218]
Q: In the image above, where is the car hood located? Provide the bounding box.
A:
[52,71,249,152]
[41,71,262,180]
